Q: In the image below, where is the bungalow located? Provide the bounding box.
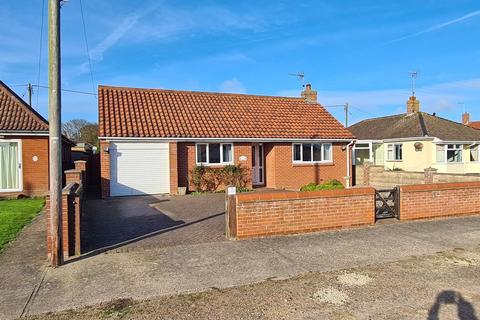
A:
[98,84,355,197]
[0,80,74,196]
[348,95,480,174]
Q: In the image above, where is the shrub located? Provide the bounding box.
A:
[189,164,250,193]
[300,179,344,191]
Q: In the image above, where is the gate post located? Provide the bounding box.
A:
[225,186,237,240]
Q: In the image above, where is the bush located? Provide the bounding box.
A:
[300,179,344,191]
[189,164,250,193]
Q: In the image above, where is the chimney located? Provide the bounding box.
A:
[301,83,317,103]
[462,112,470,125]
[406,96,420,114]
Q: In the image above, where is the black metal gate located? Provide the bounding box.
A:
[375,187,399,220]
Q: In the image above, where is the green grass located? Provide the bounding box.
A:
[0,198,45,253]
[300,179,345,192]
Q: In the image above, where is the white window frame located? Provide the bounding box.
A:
[0,139,23,192]
[436,144,464,163]
[292,143,333,164]
[195,142,234,165]
[470,144,480,162]
[387,143,403,161]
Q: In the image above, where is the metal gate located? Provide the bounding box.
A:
[375,187,399,220]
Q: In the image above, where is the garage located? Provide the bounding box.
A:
[110,142,170,196]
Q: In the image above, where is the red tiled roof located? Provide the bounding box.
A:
[0,81,49,132]
[469,121,480,130]
[98,85,354,140]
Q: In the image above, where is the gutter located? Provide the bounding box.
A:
[99,137,356,143]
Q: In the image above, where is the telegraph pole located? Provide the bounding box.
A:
[27,83,33,107]
[344,102,349,127]
[48,0,62,267]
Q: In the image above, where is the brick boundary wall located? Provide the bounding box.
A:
[226,188,375,240]
[399,181,480,221]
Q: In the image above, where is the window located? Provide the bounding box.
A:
[387,144,402,161]
[196,143,233,165]
[471,145,479,162]
[0,141,20,191]
[446,144,462,163]
[436,144,463,163]
[292,143,333,163]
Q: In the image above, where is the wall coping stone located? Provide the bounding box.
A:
[400,181,480,193]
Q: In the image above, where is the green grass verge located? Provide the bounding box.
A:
[0,198,45,253]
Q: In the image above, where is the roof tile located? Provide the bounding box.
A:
[98,85,354,140]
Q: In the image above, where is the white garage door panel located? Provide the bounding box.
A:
[110,142,170,196]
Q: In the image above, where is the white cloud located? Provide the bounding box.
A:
[219,78,247,94]
[388,10,480,43]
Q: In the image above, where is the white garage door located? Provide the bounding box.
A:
[110,142,170,196]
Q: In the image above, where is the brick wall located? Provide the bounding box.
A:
[264,142,349,190]
[21,137,50,195]
[100,140,110,198]
[169,142,178,194]
[227,188,375,239]
[399,182,480,221]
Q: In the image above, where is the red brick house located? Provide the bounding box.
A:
[98,84,355,197]
[0,81,74,197]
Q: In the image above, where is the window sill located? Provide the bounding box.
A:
[386,160,403,162]
[292,161,334,167]
[196,163,234,167]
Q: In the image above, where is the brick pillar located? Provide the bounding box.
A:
[65,169,82,186]
[100,140,110,198]
[74,160,87,189]
[363,161,373,186]
[169,142,178,195]
[424,167,438,184]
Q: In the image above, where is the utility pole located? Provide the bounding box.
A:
[344,102,349,127]
[27,83,33,107]
[48,0,62,268]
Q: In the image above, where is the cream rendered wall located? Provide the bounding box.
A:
[431,144,480,174]
[373,144,384,165]
[384,140,433,172]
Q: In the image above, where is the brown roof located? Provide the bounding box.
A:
[98,85,354,140]
[0,80,49,132]
[348,112,480,141]
[468,121,480,130]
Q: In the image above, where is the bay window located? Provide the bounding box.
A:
[292,143,333,163]
[470,145,479,162]
[196,143,233,165]
[387,143,402,161]
[436,144,463,163]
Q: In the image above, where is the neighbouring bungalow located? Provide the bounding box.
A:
[98,84,355,197]
[0,80,74,197]
[348,95,480,174]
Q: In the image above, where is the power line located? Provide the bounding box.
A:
[79,0,96,96]
[36,0,46,109]
[10,84,97,96]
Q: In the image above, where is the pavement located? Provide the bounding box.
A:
[1,196,480,319]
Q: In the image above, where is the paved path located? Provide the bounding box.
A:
[2,212,480,319]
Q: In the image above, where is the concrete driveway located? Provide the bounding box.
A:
[82,193,226,253]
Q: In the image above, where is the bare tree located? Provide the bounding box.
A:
[62,119,89,142]
[79,123,99,147]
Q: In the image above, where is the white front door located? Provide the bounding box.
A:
[110,142,170,196]
[0,139,22,192]
[252,143,264,185]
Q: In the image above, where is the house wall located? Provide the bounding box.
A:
[0,136,73,197]
[177,142,253,191]
[265,142,349,190]
[384,140,433,172]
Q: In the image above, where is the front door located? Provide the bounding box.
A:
[0,140,22,192]
[252,143,264,185]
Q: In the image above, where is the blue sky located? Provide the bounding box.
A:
[1,0,480,126]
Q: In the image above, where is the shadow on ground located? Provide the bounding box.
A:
[80,193,226,257]
[428,290,478,320]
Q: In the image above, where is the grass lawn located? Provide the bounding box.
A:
[0,198,45,253]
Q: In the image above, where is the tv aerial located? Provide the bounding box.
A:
[288,71,305,87]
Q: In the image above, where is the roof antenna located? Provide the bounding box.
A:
[288,71,305,87]
[409,70,418,97]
